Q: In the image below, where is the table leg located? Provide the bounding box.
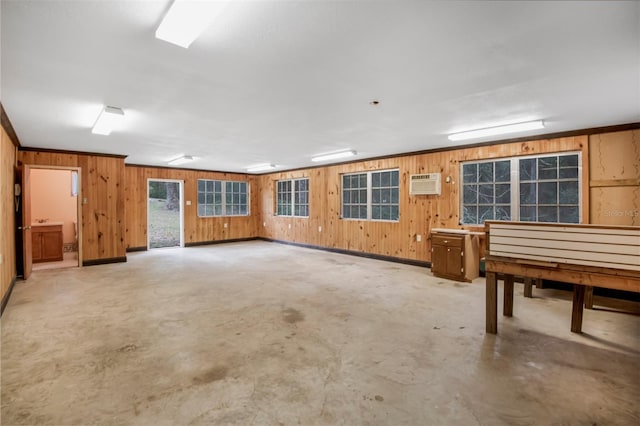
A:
[584,286,594,309]
[486,272,498,334]
[523,277,533,298]
[503,274,514,317]
[571,285,586,333]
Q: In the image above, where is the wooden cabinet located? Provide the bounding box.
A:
[32,224,63,263]
[431,229,481,282]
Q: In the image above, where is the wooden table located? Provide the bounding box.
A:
[484,221,640,334]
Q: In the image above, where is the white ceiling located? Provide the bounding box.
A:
[2,1,639,173]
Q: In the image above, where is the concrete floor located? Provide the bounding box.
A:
[2,241,639,425]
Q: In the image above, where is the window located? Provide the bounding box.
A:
[460,153,580,225]
[342,169,399,221]
[294,179,309,217]
[71,170,78,197]
[276,178,309,217]
[276,180,292,216]
[519,154,580,223]
[197,179,248,217]
[462,160,511,224]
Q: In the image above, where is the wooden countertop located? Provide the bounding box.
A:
[431,228,484,236]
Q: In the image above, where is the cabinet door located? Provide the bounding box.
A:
[432,245,447,275]
[445,247,463,277]
[32,231,43,261]
[41,231,63,262]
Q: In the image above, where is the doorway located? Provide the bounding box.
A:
[147,179,184,249]
[27,166,82,272]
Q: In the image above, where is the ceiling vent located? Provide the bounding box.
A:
[410,173,441,195]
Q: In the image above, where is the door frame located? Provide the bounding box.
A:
[146,178,184,249]
[21,165,83,278]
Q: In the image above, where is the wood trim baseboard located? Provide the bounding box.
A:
[1,276,18,316]
[126,246,147,253]
[258,237,431,268]
[82,256,127,266]
[185,237,260,247]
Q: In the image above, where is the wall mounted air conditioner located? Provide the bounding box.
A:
[410,173,441,195]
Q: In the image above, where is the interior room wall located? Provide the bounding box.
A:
[1,124,18,302]
[257,135,590,263]
[589,129,640,226]
[30,168,77,246]
[124,166,260,250]
[18,150,126,264]
[15,126,639,269]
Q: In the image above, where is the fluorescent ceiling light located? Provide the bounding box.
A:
[91,106,124,135]
[246,164,276,173]
[155,0,228,48]
[168,155,194,166]
[448,120,545,142]
[311,150,357,163]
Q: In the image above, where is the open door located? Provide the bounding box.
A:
[21,165,33,279]
[147,179,184,249]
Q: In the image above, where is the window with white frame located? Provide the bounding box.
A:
[460,152,580,225]
[294,178,309,217]
[276,178,309,217]
[462,160,511,224]
[342,169,399,221]
[197,179,249,217]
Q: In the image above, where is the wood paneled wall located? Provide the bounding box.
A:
[18,151,126,263]
[124,166,259,249]
[1,125,17,301]
[257,136,589,262]
[589,130,640,226]
[11,129,634,269]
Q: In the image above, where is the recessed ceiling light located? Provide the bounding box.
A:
[311,150,357,162]
[168,155,194,166]
[246,164,276,173]
[448,120,545,141]
[155,0,229,48]
[91,106,124,135]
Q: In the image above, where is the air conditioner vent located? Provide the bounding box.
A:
[410,173,441,195]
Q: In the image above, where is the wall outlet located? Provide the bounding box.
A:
[416,234,422,242]
[83,197,88,204]
[224,223,228,228]
[288,223,292,229]
[318,226,322,232]
[263,222,266,227]
[186,200,191,206]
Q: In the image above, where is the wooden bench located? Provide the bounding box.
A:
[484,221,640,334]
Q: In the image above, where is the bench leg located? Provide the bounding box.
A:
[524,277,533,298]
[486,272,498,334]
[571,285,586,333]
[536,278,544,289]
[584,286,594,309]
[503,274,514,317]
